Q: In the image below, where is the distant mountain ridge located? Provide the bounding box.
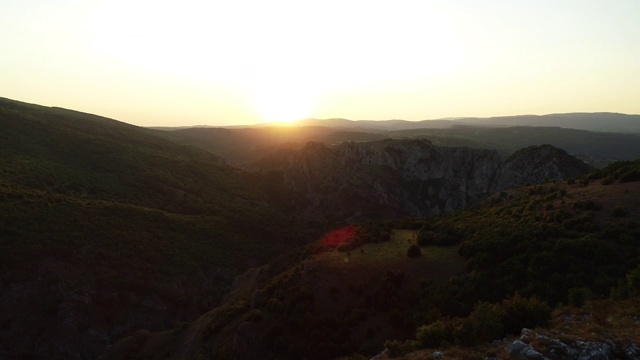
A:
[153,111,640,168]
[289,112,640,133]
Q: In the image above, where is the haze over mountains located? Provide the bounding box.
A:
[270,112,640,133]
[1,96,640,359]
[156,112,640,169]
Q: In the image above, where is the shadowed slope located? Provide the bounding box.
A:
[0,97,307,359]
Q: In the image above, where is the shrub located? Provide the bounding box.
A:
[567,287,591,307]
[499,293,551,334]
[416,320,454,347]
[266,298,285,313]
[407,244,422,257]
[601,176,614,185]
[417,230,431,246]
[469,302,503,341]
[384,340,418,357]
[452,318,477,346]
[626,266,640,297]
[246,309,264,322]
[612,206,629,218]
[619,170,640,183]
[610,266,640,300]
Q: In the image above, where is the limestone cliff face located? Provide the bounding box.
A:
[255,140,591,224]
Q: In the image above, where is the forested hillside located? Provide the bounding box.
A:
[1,97,638,359]
[0,98,310,358]
[106,161,640,359]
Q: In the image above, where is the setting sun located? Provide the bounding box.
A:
[252,85,314,123]
[1,0,639,127]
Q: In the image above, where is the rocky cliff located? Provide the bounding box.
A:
[254,140,592,225]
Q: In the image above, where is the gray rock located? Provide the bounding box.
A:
[508,340,529,356]
[370,348,387,360]
[548,339,579,358]
[520,328,534,343]
[623,343,640,360]
[522,348,546,360]
[433,351,444,359]
[577,341,612,360]
[256,140,591,223]
[507,339,550,360]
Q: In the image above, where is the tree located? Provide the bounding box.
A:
[407,244,421,258]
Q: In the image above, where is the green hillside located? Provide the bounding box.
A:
[2,97,639,359]
[0,98,310,358]
[119,161,640,359]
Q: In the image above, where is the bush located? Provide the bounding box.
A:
[407,244,422,257]
[567,287,591,307]
[266,298,285,313]
[499,293,551,334]
[619,170,640,183]
[384,340,418,357]
[612,206,629,218]
[601,176,614,185]
[626,266,640,297]
[416,319,455,348]
[416,320,454,348]
[610,266,640,300]
[417,230,431,246]
[246,309,264,322]
[469,302,503,341]
[452,318,477,346]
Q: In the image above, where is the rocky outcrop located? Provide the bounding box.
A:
[494,144,592,189]
[254,140,591,224]
[507,328,639,360]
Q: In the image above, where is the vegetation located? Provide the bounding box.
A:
[2,97,640,359]
[0,98,312,358]
[179,160,640,359]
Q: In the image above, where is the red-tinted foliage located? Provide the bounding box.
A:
[321,225,358,246]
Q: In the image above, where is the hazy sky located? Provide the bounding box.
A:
[1,0,639,126]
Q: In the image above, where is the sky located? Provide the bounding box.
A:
[1,0,639,127]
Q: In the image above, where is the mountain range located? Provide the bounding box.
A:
[156,113,640,169]
[1,96,639,359]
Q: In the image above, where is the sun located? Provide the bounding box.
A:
[252,86,314,123]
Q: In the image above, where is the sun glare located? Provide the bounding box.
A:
[253,86,314,123]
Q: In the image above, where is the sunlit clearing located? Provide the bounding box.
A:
[322,226,358,247]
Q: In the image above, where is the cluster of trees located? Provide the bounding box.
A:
[586,159,640,184]
[386,293,551,356]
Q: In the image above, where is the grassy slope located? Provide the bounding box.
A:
[315,229,464,288]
